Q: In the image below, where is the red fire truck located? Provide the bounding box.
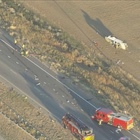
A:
[91,108,134,130]
[62,113,95,140]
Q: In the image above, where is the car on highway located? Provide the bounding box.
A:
[119,136,130,140]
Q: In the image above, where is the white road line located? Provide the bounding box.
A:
[10,69,17,75]
[0,39,15,50]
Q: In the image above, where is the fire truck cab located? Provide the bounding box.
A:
[91,108,134,130]
[62,113,95,140]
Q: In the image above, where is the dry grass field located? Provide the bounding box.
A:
[21,0,140,80]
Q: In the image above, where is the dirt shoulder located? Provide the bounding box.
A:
[0,114,35,140]
[0,81,76,140]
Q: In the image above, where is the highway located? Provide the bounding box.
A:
[0,30,140,140]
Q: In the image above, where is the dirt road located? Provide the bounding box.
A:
[22,1,140,81]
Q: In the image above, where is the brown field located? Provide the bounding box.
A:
[21,1,140,80]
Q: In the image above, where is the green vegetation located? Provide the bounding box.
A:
[0,0,140,131]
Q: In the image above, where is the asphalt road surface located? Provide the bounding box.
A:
[0,30,140,140]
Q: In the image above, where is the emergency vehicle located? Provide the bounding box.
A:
[62,113,95,140]
[91,108,134,130]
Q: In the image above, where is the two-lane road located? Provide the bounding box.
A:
[0,31,139,140]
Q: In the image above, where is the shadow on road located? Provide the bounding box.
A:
[81,10,113,38]
[20,72,66,121]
